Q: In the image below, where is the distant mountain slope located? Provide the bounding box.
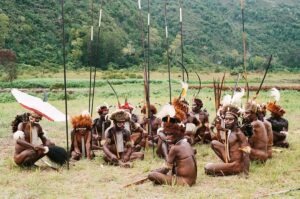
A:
[0,0,299,70]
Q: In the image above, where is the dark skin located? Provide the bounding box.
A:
[243,110,268,162]
[267,113,289,148]
[103,121,144,167]
[188,102,211,144]
[129,121,147,151]
[92,109,110,149]
[258,111,273,158]
[70,128,92,160]
[205,114,250,176]
[184,113,200,144]
[148,133,197,186]
[14,117,53,167]
[210,115,226,142]
[156,126,170,160]
[122,108,147,150]
[140,112,162,146]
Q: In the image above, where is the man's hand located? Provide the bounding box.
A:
[122,155,130,163]
[111,155,118,163]
[34,145,45,152]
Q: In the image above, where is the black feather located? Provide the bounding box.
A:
[46,146,68,165]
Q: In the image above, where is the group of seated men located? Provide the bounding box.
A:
[11,88,289,187]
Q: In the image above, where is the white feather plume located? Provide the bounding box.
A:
[180,82,189,98]
[13,130,25,140]
[231,88,245,106]
[221,94,232,106]
[270,88,280,102]
[157,104,176,119]
[81,110,90,116]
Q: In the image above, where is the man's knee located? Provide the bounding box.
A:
[211,140,220,149]
[148,171,162,182]
[204,163,214,174]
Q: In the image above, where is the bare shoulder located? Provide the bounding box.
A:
[251,120,264,128]
[263,119,272,128]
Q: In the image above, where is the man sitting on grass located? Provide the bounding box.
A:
[103,110,144,168]
[70,113,93,160]
[242,101,268,162]
[266,101,289,148]
[149,103,197,186]
[205,105,250,176]
[11,112,58,167]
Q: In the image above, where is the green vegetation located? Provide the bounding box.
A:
[0,0,299,75]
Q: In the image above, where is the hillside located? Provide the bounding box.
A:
[0,0,299,72]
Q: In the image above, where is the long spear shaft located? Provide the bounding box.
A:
[240,0,249,101]
[61,0,69,170]
[147,0,150,85]
[232,73,241,97]
[107,80,120,106]
[91,1,103,117]
[254,55,273,99]
[179,0,184,82]
[147,0,153,156]
[164,0,172,104]
[88,0,94,113]
[241,0,247,78]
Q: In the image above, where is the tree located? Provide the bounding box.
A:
[0,13,9,48]
[0,49,17,81]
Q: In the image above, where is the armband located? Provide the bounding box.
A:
[43,146,49,154]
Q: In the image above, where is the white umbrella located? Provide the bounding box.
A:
[11,88,67,122]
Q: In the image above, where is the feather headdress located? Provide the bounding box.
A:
[270,87,280,102]
[71,114,92,130]
[221,89,245,117]
[266,87,285,116]
[180,82,189,99]
[221,88,245,107]
[157,104,176,120]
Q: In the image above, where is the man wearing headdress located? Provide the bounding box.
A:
[242,101,268,162]
[12,112,55,167]
[103,110,144,167]
[257,104,273,158]
[156,98,189,159]
[140,104,162,146]
[70,113,93,160]
[186,98,211,144]
[266,88,289,148]
[92,105,111,149]
[148,105,197,186]
[119,99,138,123]
[119,100,147,151]
[205,105,250,176]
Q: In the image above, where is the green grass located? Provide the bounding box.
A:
[0,72,299,198]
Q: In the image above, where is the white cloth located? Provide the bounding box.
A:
[116,131,124,152]
[124,122,130,132]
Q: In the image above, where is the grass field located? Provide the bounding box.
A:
[0,72,299,198]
